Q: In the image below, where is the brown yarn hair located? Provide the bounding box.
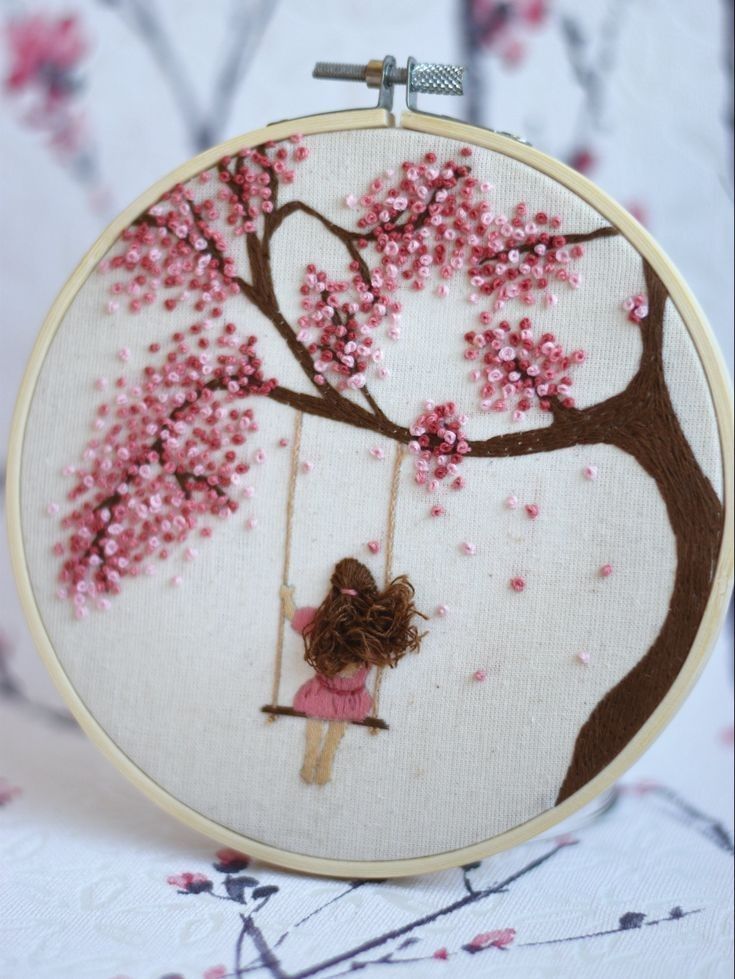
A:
[303,558,427,678]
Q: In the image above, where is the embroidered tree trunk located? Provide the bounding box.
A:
[59,141,725,802]
[554,264,724,800]
[259,216,725,800]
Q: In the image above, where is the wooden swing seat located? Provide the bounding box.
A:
[261,704,389,730]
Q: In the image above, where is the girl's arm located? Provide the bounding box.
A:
[279,584,297,621]
[280,584,316,635]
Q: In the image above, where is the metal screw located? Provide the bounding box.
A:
[313,56,465,110]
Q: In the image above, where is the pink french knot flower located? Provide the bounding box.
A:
[297,263,397,390]
[623,293,649,323]
[466,928,516,951]
[410,401,470,493]
[433,947,449,960]
[465,316,585,415]
[203,967,227,979]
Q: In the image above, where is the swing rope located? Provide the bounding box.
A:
[370,441,404,731]
[266,422,402,732]
[268,410,303,715]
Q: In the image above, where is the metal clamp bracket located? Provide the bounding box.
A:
[313,56,465,112]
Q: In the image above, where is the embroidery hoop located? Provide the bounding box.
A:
[7,93,734,879]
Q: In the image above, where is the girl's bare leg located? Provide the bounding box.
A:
[315,722,347,785]
[301,719,323,783]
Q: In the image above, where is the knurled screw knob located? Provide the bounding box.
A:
[313,58,465,98]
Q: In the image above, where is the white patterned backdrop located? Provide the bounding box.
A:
[0,2,732,977]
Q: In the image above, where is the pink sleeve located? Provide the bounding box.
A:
[291,606,317,635]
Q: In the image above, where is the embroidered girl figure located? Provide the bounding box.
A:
[280,558,425,785]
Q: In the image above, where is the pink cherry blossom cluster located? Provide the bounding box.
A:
[351,151,586,324]
[464,316,585,418]
[409,401,471,492]
[56,322,276,615]
[297,263,398,389]
[217,135,308,234]
[622,293,648,323]
[100,184,237,317]
[4,13,87,110]
[470,0,548,66]
[100,137,308,317]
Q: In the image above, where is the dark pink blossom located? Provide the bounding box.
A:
[214,847,250,873]
[569,148,597,175]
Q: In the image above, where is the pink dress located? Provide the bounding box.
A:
[290,606,373,722]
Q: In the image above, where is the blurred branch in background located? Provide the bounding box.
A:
[557,0,629,174]
[98,0,278,151]
[724,0,733,191]
[461,0,549,126]
[1,7,111,210]
[461,0,631,178]
[0,628,76,728]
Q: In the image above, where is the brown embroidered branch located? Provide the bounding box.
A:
[476,223,618,266]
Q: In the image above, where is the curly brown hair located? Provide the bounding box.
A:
[303,558,427,678]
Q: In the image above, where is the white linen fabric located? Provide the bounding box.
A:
[17,127,723,861]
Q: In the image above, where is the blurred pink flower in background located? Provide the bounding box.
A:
[4,13,87,106]
[2,10,109,208]
[470,0,548,65]
[0,777,21,806]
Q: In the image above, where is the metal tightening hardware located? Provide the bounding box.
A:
[313,56,465,111]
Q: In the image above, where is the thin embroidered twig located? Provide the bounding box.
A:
[371,443,404,729]
[270,410,303,710]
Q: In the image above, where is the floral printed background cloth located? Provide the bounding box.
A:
[0,2,732,977]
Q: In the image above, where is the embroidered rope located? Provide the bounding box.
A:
[370,443,404,731]
[269,410,303,712]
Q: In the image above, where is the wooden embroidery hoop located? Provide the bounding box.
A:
[7,104,734,879]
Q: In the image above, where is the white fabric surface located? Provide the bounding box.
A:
[17,127,719,860]
[0,0,732,975]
